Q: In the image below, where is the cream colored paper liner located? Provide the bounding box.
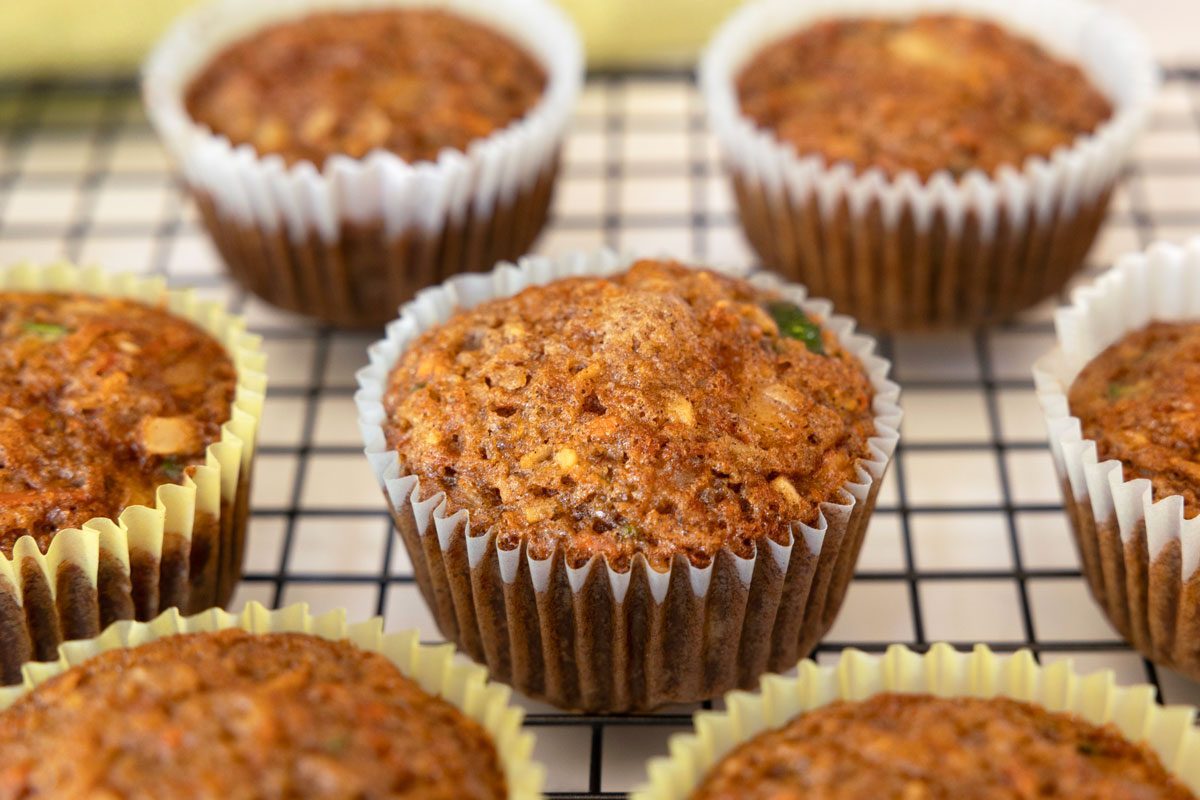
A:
[0,262,266,684]
[699,0,1158,331]
[142,0,583,328]
[356,250,902,712]
[0,601,543,799]
[634,642,1200,798]
[1035,238,1200,678]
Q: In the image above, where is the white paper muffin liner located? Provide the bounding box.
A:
[355,249,902,712]
[1035,238,1200,678]
[143,0,583,328]
[633,642,1200,798]
[0,262,266,685]
[0,601,543,799]
[700,0,1158,331]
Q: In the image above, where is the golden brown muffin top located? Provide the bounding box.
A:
[383,260,876,572]
[0,630,506,800]
[1069,320,1200,519]
[736,14,1113,179]
[184,8,547,167]
[692,693,1195,800]
[0,292,236,554]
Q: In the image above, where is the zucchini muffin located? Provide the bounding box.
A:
[1068,321,1200,518]
[0,292,236,549]
[691,693,1195,799]
[701,1,1155,330]
[0,629,505,799]
[736,15,1113,179]
[383,259,876,572]
[362,253,899,711]
[146,0,580,328]
[185,9,547,167]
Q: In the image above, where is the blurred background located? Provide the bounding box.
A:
[0,0,1192,75]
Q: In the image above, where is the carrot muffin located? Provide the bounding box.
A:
[0,292,236,551]
[0,629,505,799]
[184,8,547,167]
[382,259,877,572]
[692,693,1196,799]
[736,14,1113,179]
[1068,321,1200,518]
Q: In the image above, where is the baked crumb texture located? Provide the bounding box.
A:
[384,260,876,572]
[185,8,546,167]
[0,630,506,799]
[1069,321,1200,519]
[0,292,236,554]
[737,14,1112,179]
[692,693,1194,800]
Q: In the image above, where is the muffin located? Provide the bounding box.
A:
[635,643,1200,798]
[694,693,1193,799]
[700,0,1157,331]
[0,602,542,799]
[0,264,264,685]
[1036,239,1200,679]
[144,0,582,328]
[357,250,901,712]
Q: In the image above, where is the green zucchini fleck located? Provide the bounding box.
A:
[617,523,642,541]
[161,457,184,481]
[766,301,825,355]
[1106,381,1136,402]
[21,321,69,341]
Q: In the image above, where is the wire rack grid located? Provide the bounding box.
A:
[0,69,1199,798]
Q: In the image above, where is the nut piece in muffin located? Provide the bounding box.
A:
[184,8,547,167]
[692,693,1196,799]
[0,292,236,553]
[383,259,876,572]
[736,14,1113,178]
[0,629,505,799]
[1068,320,1200,518]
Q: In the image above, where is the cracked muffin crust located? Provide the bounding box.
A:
[736,14,1113,179]
[0,292,236,554]
[184,8,547,167]
[382,259,876,572]
[691,693,1195,800]
[0,629,505,799]
[1068,320,1200,519]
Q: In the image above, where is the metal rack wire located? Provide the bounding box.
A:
[0,69,1199,798]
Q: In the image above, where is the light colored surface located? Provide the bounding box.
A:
[0,74,1198,796]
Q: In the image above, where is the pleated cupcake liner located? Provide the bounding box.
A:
[143,0,582,328]
[700,0,1158,331]
[0,263,266,684]
[1035,238,1200,679]
[356,249,901,712]
[0,601,544,799]
[633,642,1200,798]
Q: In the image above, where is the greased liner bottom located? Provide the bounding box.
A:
[193,159,559,329]
[633,642,1200,798]
[0,601,543,799]
[701,0,1157,332]
[733,176,1114,331]
[1035,239,1200,679]
[0,263,266,684]
[356,250,902,712]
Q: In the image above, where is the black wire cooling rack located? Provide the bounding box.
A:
[0,69,1199,797]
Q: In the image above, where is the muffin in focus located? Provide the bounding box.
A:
[144,0,581,328]
[0,267,264,686]
[0,619,520,798]
[701,0,1156,330]
[692,693,1194,799]
[359,252,901,711]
